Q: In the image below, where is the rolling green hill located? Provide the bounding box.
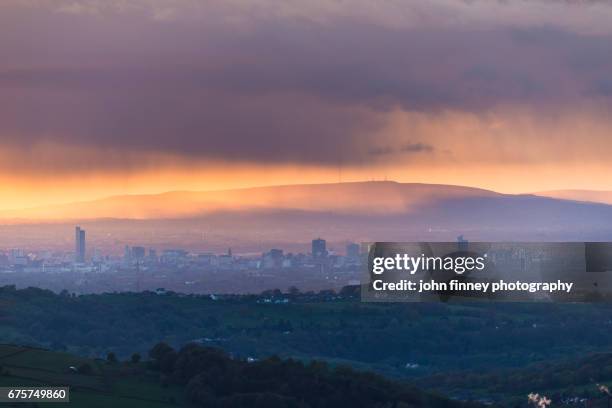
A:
[0,344,183,407]
[0,343,480,408]
[2,285,612,378]
[417,352,612,407]
[3,286,612,405]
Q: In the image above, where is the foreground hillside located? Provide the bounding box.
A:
[3,286,612,404]
[418,352,612,407]
[0,344,183,407]
[0,343,479,408]
[2,286,612,389]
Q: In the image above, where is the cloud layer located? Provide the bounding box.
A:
[1,0,612,175]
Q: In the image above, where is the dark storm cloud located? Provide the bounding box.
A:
[402,143,434,153]
[1,2,612,170]
[369,143,434,156]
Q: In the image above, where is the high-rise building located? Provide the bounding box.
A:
[312,238,327,258]
[263,248,284,269]
[346,242,360,259]
[9,249,27,266]
[75,226,86,263]
[131,246,146,259]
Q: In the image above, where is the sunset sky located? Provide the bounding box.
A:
[2,0,612,210]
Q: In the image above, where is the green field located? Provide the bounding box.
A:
[0,343,481,408]
[0,344,185,407]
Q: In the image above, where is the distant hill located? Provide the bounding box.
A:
[535,189,612,205]
[0,181,501,220]
[2,182,612,250]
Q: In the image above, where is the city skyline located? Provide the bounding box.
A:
[1,1,612,211]
[0,223,363,295]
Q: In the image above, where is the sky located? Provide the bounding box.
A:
[2,0,612,210]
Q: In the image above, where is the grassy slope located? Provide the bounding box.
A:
[0,344,184,408]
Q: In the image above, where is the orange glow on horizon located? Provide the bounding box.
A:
[2,106,612,214]
[1,160,612,215]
